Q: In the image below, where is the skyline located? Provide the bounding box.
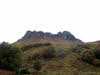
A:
[0,0,100,43]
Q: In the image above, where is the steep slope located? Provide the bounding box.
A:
[21,40,100,74]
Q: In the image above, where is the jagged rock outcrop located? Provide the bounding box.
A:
[17,30,81,42]
[57,31,77,40]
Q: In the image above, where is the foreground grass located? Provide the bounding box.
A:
[0,69,16,75]
[40,72,100,75]
[0,70,100,75]
[16,71,100,75]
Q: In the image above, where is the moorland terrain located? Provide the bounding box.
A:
[0,30,100,75]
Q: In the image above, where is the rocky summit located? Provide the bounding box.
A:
[18,30,81,41]
[14,30,83,46]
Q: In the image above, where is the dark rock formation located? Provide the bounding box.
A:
[17,30,82,42]
[57,31,76,40]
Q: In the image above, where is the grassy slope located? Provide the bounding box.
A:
[24,42,100,75]
[23,42,100,73]
[3,39,100,74]
[1,41,100,75]
[0,69,16,75]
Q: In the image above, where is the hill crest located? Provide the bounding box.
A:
[14,30,83,46]
[18,30,81,42]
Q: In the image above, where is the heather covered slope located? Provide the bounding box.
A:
[17,41,100,75]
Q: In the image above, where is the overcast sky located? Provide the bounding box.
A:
[0,0,100,43]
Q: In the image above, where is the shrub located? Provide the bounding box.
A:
[32,53,41,60]
[43,43,52,46]
[28,56,33,61]
[71,44,90,54]
[94,49,100,59]
[33,60,42,71]
[0,42,24,70]
[28,53,40,61]
[42,46,56,59]
[18,68,30,74]
[93,59,100,67]
[80,49,95,64]
[21,43,52,51]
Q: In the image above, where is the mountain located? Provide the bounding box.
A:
[18,30,80,41]
[3,31,100,74]
[14,31,100,74]
[14,30,83,47]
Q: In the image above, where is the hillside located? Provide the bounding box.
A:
[15,40,100,75]
[1,31,100,75]
[13,31,100,74]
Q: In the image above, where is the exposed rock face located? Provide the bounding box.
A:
[57,31,76,40]
[18,30,81,42]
